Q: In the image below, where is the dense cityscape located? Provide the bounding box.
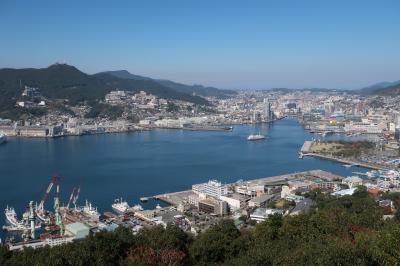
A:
[1,70,400,258]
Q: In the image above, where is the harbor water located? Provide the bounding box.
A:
[0,118,367,239]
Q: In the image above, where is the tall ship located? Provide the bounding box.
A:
[0,133,7,145]
[112,198,129,214]
[247,134,266,141]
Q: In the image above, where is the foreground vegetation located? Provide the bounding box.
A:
[2,188,400,265]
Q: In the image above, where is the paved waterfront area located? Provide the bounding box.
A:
[300,141,313,153]
[153,169,344,206]
[154,190,194,206]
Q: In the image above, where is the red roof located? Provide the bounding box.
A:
[368,188,380,195]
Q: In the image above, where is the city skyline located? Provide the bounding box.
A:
[1,0,400,89]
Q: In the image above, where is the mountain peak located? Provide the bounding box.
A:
[47,63,81,72]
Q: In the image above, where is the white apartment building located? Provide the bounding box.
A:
[192,180,228,199]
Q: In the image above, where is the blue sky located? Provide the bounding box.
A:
[0,0,399,89]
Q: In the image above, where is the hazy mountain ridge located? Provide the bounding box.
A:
[359,80,400,95]
[371,83,400,95]
[102,70,237,98]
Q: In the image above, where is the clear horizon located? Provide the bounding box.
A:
[1,0,399,89]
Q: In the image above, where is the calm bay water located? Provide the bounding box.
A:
[0,118,366,238]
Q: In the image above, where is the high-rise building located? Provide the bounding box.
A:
[264,98,274,121]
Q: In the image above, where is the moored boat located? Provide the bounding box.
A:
[112,198,129,214]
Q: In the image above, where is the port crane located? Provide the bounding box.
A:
[36,176,59,222]
[66,186,80,209]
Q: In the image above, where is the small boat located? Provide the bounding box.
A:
[155,204,162,210]
[140,197,149,203]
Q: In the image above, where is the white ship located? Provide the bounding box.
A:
[0,133,7,145]
[140,197,149,202]
[5,206,23,227]
[247,134,266,141]
[112,198,129,214]
[80,200,100,221]
[3,206,41,232]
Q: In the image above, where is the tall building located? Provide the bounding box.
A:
[264,98,274,121]
[192,180,228,199]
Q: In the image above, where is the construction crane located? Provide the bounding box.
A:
[38,176,59,211]
[36,176,59,222]
[73,186,80,208]
[66,186,80,209]
[66,187,77,209]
